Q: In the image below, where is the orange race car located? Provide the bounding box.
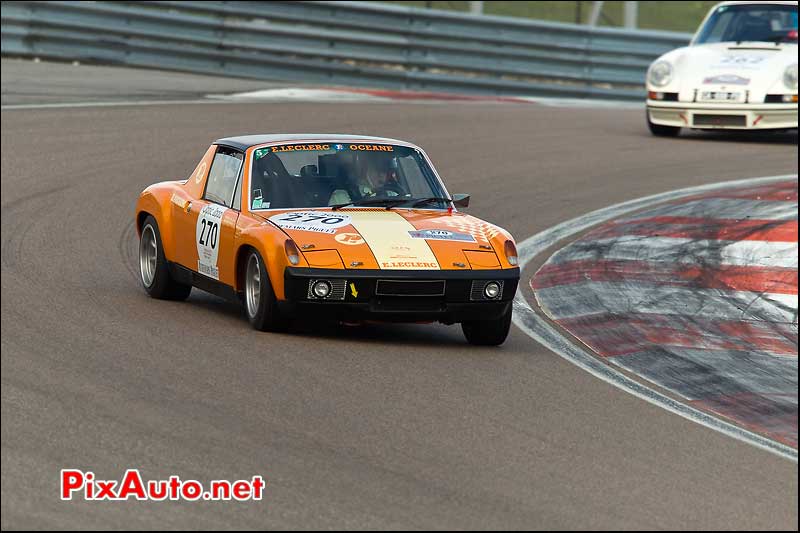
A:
[135,135,520,345]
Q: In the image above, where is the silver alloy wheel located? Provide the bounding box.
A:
[245,253,261,318]
[139,224,158,288]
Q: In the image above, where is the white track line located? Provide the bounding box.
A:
[0,99,216,111]
[512,174,798,461]
[208,88,394,103]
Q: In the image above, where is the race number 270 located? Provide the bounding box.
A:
[199,219,218,248]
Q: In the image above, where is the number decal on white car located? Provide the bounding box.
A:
[196,204,227,279]
[713,55,767,70]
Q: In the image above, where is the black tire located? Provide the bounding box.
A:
[138,215,192,301]
[647,113,681,137]
[242,249,289,332]
[461,305,512,346]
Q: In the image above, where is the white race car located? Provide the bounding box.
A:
[646,1,798,136]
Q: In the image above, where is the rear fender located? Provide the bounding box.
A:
[135,182,184,261]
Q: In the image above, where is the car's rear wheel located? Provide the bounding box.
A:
[139,215,192,300]
[647,113,681,137]
[461,305,512,346]
[243,249,289,332]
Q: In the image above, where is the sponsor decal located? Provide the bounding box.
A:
[703,74,750,85]
[409,229,476,242]
[387,243,416,259]
[194,161,207,184]
[269,211,351,234]
[251,188,270,210]
[196,203,227,280]
[335,232,365,245]
[260,143,394,154]
[349,144,393,152]
[271,144,330,152]
[381,261,438,269]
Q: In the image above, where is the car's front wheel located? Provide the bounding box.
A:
[647,113,681,137]
[243,249,289,332]
[139,215,192,300]
[461,305,512,346]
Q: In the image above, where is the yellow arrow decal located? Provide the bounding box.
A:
[349,282,358,298]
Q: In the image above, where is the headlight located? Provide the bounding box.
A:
[784,64,798,91]
[285,239,300,265]
[504,240,518,266]
[648,60,673,88]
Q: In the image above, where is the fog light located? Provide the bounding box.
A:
[484,281,501,299]
[782,94,798,103]
[312,280,331,298]
[648,91,665,100]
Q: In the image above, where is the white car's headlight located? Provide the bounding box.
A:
[648,60,673,88]
[784,64,798,91]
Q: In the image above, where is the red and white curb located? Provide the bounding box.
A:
[512,174,798,461]
[533,180,797,447]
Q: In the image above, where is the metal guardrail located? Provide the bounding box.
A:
[1,1,692,100]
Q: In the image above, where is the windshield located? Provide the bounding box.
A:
[248,142,449,210]
[695,3,798,44]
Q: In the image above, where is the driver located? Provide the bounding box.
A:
[327,153,407,206]
[359,156,406,198]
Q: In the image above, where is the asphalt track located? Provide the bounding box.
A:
[1,61,798,529]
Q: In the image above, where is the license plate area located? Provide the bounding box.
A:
[375,279,446,296]
[699,91,743,103]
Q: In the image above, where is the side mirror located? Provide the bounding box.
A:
[452,193,470,208]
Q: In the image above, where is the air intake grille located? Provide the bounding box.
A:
[693,114,746,127]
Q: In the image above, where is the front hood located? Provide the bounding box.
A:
[655,42,797,97]
[262,208,512,271]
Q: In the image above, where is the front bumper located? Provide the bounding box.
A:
[647,100,798,130]
[280,267,520,324]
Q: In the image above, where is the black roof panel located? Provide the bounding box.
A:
[214,134,409,151]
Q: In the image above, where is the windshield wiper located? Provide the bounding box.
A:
[733,38,792,46]
[769,35,796,44]
[330,196,411,210]
[407,196,453,208]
